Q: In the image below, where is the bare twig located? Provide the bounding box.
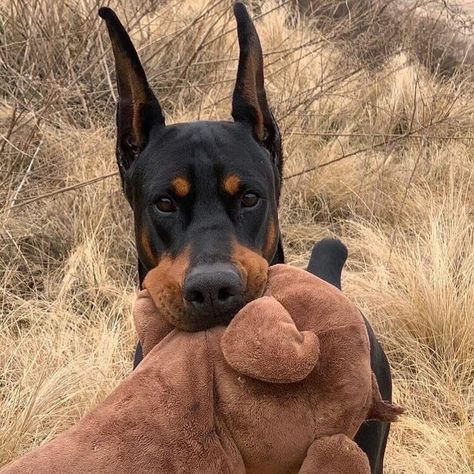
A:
[8,171,119,210]
[283,118,449,180]
[288,131,474,140]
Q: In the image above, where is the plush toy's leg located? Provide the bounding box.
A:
[298,434,371,474]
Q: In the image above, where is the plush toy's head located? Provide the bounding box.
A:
[138,264,320,383]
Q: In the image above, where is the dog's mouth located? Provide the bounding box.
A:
[144,248,269,332]
[173,308,239,332]
[143,287,246,333]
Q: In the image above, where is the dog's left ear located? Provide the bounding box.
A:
[232,2,282,174]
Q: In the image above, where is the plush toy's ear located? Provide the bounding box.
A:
[133,290,174,358]
[221,296,319,383]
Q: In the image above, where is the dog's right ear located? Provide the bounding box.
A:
[231,2,283,180]
[99,7,164,180]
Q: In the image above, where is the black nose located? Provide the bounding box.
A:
[183,264,245,322]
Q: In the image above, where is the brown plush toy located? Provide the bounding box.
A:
[0,264,402,474]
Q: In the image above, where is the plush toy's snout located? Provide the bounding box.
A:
[221,296,320,383]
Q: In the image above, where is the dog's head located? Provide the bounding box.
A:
[100,3,283,330]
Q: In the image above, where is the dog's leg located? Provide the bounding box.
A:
[353,321,392,474]
[133,260,147,368]
[133,342,143,369]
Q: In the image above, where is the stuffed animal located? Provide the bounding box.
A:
[0,264,402,474]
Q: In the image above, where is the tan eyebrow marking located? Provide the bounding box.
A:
[223,174,241,195]
[263,218,277,261]
[172,177,191,197]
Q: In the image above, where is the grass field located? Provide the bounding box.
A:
[1,1,473,472]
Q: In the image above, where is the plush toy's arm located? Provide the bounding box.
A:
[221,296,319,383]
[133,290,174,358]
[299,435,370,474]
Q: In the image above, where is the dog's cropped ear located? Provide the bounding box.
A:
[231,2,282,174]
[99,7,164,179]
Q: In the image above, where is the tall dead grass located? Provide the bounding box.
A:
[0,0,473,472]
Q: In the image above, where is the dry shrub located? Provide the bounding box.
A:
[296,0,474,78]
[0,0,473,472]
[344,183,474,473]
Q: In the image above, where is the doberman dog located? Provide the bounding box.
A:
[99,3,392,473]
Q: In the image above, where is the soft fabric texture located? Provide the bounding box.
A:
[1,264,402,474]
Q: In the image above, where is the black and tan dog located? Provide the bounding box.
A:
[99,3,392,473]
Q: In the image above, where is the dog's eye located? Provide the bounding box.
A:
[156,196,176,213]
[241,192,259,208]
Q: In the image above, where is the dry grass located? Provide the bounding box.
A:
[1,0,473,472]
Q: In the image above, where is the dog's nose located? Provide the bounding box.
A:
[183,264,245,322]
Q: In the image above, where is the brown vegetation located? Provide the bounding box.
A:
[1,1,473,472]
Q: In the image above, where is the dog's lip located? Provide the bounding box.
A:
[176,304,243,332]
[173,318,222,332]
